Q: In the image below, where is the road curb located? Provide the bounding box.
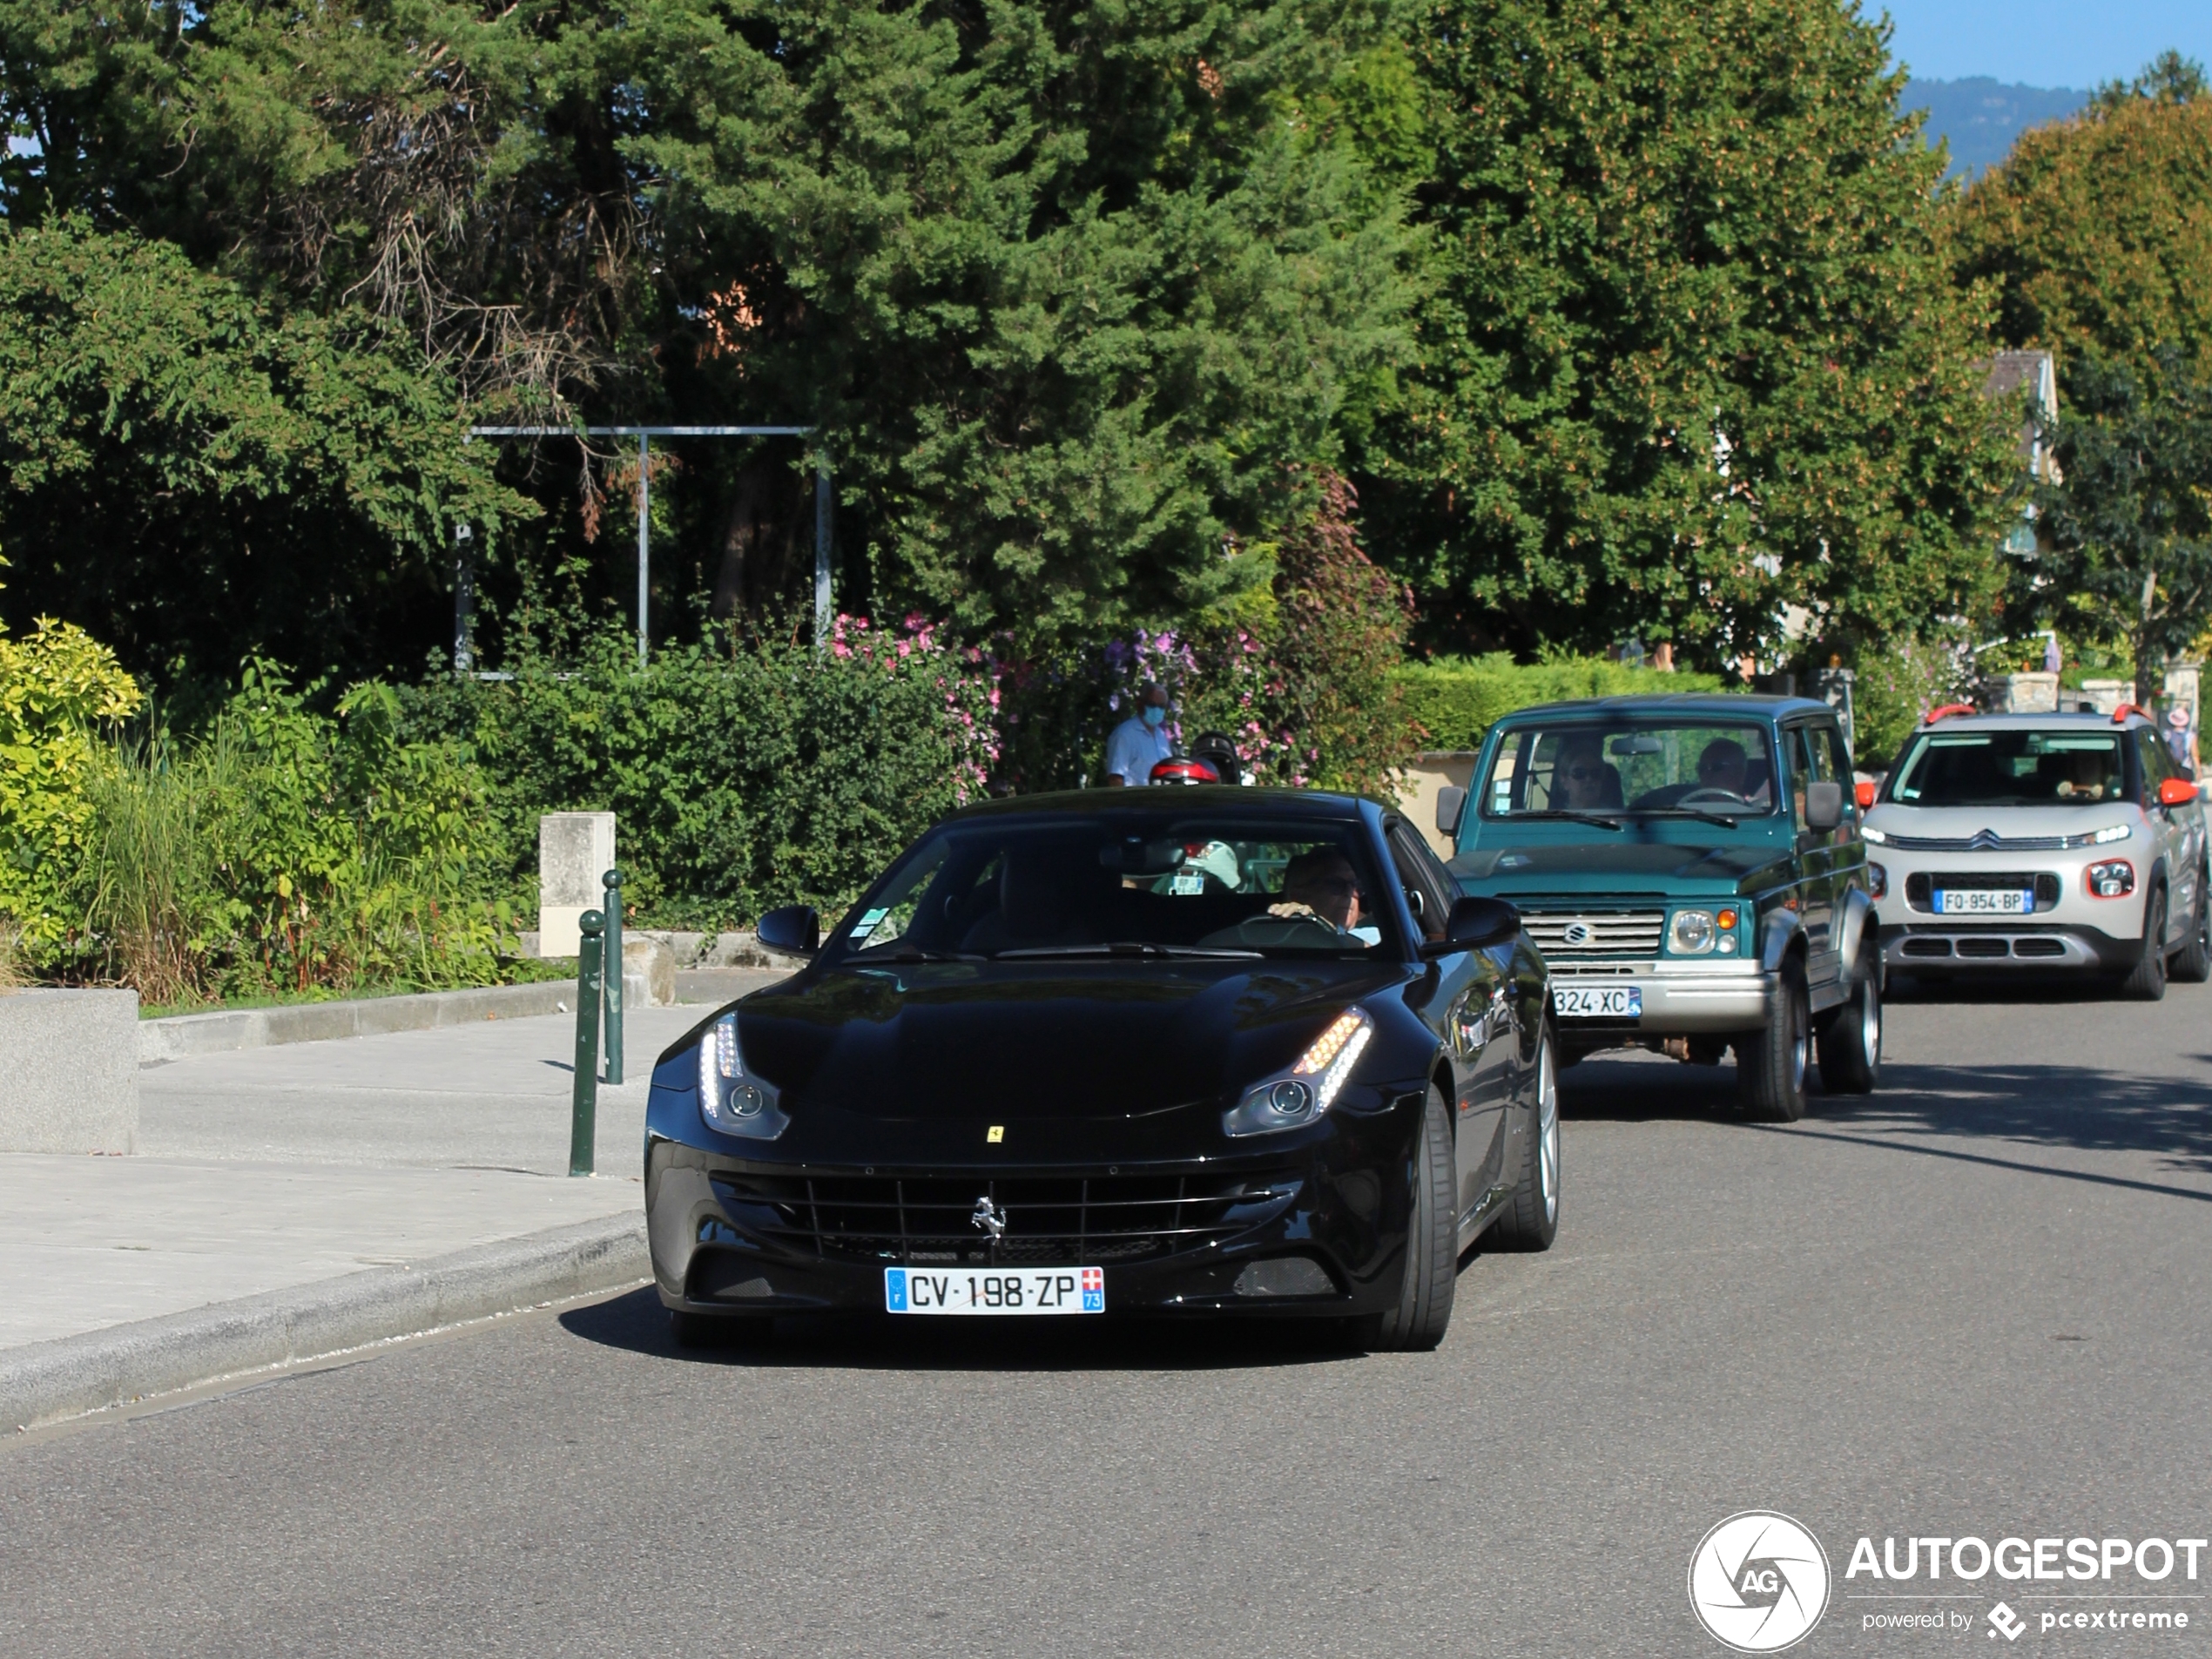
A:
[1,1211,650,1433]
[138,981,586,1066]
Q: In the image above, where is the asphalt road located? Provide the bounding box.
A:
[6,978,2211,1658]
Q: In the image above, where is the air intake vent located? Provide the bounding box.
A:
[1521,911,1665,958]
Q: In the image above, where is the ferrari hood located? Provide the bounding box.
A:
[732,958,1405,1123]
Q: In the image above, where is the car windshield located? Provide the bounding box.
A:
[1889,729,2126,806]
[1480,721,1779,819]
[830,816,1399,961]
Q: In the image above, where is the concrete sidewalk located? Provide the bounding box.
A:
[2,979,778,1420]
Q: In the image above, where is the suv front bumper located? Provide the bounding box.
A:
[1883,921,2143,974]
[1547,962,1771,1035]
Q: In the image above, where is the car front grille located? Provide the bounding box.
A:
[708,1171,1301,1265]
[1880,828,2106,852]
[1521,910,1665,958]
[1904,871,2061,912]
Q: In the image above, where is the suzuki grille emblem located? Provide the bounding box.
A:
[1561,921,1594,947]
[971,1197,1008,1239]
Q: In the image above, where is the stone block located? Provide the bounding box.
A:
[538,812,616,957]
[1993,672,2060,714]
[0,988,139,1153]
[2080,679,2136,717]
[623,935,677,1008]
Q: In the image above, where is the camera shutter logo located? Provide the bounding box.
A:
[1688,1511,1831,1653]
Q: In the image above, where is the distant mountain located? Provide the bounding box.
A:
[1903,77,2087,179]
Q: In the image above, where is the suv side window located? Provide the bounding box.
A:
[2134,728,2171,798]
[1813,724,1851,787]
[1386,821,1453,943]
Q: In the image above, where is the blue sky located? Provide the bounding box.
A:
[1880,0,2211,87]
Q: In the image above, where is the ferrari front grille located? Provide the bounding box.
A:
[708,1171,1301,1265]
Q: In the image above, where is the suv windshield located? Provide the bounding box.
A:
[1889,729,2127,806]
[832,816,1399,961]
[1480,721,1779,819]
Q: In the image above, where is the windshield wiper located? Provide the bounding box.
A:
[857,944,984,962]
[1516,810,1623,831]
[994,941,1264,961]
[1645,806,1740,827]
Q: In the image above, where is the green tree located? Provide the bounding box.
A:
[1357,0,2018,665]
[0,218,529,687]
[1948,53,2212,385]
[2031,351,2212,704]
[0,0,1422,668]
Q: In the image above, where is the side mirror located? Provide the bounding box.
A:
[1804,781,1844,833]
[755,904,819,958]
[1855,779,1878,812]
[1426,895,1520,955]
[1434,785,1468,840]
[2158,776,2199,807]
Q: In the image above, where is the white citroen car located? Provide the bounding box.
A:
[1864,707,2209,999]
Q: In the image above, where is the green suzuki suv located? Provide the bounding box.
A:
[1437,694,1880,1120]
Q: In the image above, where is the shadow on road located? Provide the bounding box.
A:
[559,1285,1372,1371]
[1561,1046,2212,1205]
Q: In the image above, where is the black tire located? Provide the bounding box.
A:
[2171,873,2212,983]
[2121,887,2169,1001]
[1738,956,1811,1122]
[1487,1034,1560,1251]
[1365,1084,1458,1352]
[1816,945,1883,1095]
[670,1309,766,1349]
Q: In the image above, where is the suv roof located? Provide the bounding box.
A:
[1494,692,1836,724]
[1911,709,2160,734]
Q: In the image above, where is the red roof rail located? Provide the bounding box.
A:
[2113,703,2156,725]
[1924,703,1977,724]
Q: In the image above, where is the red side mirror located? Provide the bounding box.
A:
[2158,777,2198,807]
[1854,779,1877,811]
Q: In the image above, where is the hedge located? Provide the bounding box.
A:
[1392,654,1728,752]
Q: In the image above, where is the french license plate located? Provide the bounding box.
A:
[1936,888,2032,914]
[1551,984,1642,1019]
[885,1266,1105,1316]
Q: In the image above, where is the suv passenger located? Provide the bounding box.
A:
[1864,706,2210,999]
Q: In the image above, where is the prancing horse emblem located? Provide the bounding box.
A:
[971,1197,1008,1239]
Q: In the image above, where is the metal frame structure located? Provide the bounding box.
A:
[465,424,828,664]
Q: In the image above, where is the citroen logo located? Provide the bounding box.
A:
[1561,921,1594,946]
[1969,828,2003,851]
[970,1197,1008,1239]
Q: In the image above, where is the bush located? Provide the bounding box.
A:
[392,620,999,927]
[0,618,143,961]
[1392,655,1727,752]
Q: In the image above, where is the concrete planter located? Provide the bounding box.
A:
[0,988,139,1153]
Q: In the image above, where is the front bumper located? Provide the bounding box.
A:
[1884,921,2143,974]
[644,1094,1428,1323]
[1546,962,1771,1035]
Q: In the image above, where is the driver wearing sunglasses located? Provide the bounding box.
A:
[1267,847,1370,935]
[1552,735,1615,811]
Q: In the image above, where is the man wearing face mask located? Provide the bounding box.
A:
[1103,680,1177,786]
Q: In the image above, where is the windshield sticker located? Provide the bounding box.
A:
[849,906,891,941]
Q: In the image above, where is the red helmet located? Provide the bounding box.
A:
[1148,757,1220,786]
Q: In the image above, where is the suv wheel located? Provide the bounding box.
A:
[1738,957,1811,1122]
[2171,872,2212,984]
[1817,944,1882,1095]
[2119,887,2170,1001]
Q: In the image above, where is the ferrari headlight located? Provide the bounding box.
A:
[698,1013,788,1140]
[1669,909,1717,954]
[1223,1009,1374,1138]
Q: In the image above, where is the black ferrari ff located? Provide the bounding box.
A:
[644,788,1560,1351]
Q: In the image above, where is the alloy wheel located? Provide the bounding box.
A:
[1538,1043,1560,1222]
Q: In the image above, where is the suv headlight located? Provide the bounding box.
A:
[698,1013,789,1140]
[2089,824,2132,845]
[1669,909,1717,954]
[1224,1009,1373,1137]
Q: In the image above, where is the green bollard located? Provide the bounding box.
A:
[601,867,625,1085]
[570,910,604,1177]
